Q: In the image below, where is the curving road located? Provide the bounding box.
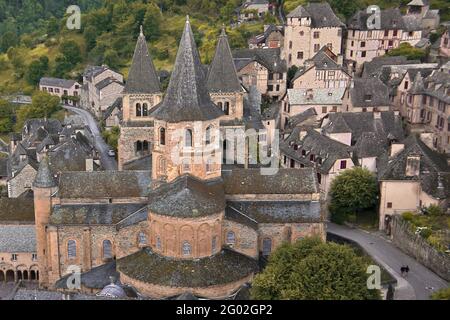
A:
[63,105,117,171]
[327,223,449,300]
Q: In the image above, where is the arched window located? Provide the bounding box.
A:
[156,236,162,250]
[224,102,230,115]
[138,232,147,246]
[102,240,113,260]
[143,140,149,151]
[159,157,166,174]
[212,236,218,253]
[136,103,142,117]
[262,238,272,256]
[159,128,166,145]
[136,140,143,153]
[182,241,192,256]
[142,103,148,116]
[185,129,193,147]
[226,231,235,245]
[67,240,76,259]
[217,102,223,110]
[205,126,212,145]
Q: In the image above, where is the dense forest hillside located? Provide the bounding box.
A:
[0,0,448,96]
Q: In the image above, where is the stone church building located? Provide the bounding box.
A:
[32,18,324,299]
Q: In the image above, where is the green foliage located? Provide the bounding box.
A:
[251,237,381,300]
[0,99,14,133]
[401,211,415,222]
[287,65,299,86]
[329,167,379,222]
[102,126,120,150]
[431,287,450,300]
[0,31,18,53]
[26,56,49,85]
[15,91,61,130]
[386,42,426,61]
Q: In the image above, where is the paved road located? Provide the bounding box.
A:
[327,223,449,300]
[63,105,117,171]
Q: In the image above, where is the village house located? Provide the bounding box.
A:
[39,78,81,106]
[292,46,351,90]
[22,19,325,300]
[233,48,287,101]
[379,135,449,231]
[430,24,450,63]
[80,65,124,118]
[321,111,405,173]
[405,0,440,35]
[403,63,450,154]
[284,2,344,68]
[284,87,345,127]
[280,127,354,197]
[248,25,284,49]
[345,8,425,73]
[236,0,272,22]
[342,78,392,113]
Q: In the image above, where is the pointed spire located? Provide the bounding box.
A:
[33,156,56,188]
[206,26,242,93]
[151,18,223,122]
[124,27,161,94]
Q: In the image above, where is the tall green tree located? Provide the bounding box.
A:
[251,238,381,300]
[386,43,426,61]
[0,31,18,53]
[15,91,61,130]
[0,99,14,133]
[26,56,49,85]
[143,3,162,41]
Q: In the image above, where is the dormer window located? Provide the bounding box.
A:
[364,94,372,101]
[406,156,420,177]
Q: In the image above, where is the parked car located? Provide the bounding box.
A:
[108,149,116,157]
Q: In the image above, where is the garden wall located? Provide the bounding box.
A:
[391,215,450,281]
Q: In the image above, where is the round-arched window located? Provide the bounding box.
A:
[185,129,193,147]
[67,240,76,259]
[102,240,113,260]
[182,241,192,256]
[226,231,235,245]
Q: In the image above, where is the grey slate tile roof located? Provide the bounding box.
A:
[286,107,318,130]
[116,206,148,230]
[39,77,77,88]
[417,70,450,104]
[347,8,405,30]
[287,3,344,28]
[322,111,405,145]
[380,135,450,199]
[248,25,284,46]
[47,138,93,173]
[233,48,287,73]
[0,157,7,177]
[229,200,322,224]
[122,155,152,171]
[23,119,62,138]
[33,156,56,188]
[354,132,390,158]
[281,128,353,173]
[95,77,124,91]
[0,192,35,223]
[348,78,391,107]
[148,175,226,217]
[207,28,243,93]
[0,225,36,253]
[50,203,146,225]
[362,56,414,78]
[151,18,224,122]
[288,87,345,105]
[222,168,318,194]
[58,170,151,199]
[124,29,161,94]
[117,248,258,288]
[225,206,258,230]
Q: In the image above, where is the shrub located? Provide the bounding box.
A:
[431,287,450,300]
[402,211,415,222]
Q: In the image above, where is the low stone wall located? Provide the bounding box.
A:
[391,215,450,281]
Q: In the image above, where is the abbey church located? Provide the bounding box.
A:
[31,18,324,299]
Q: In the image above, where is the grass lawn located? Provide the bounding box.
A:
[0,134,10,143]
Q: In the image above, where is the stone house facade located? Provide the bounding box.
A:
[39,78,80,106]
[237,0,271,22]
[248,25,284,49]
[342,78,392,113]
[284,3,344,68]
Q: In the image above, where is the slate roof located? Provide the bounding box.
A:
[151,18,223,122]
[287,3,344,28]
[122,155,152,171]
[95,77,124,91]
[23,119,62,138]
[50,203,145,225]
[222,168,318,194]
[0,157,7,177]
[229,200,322,224]
[39,77,77,88]
[288,87,345,105]
[33,156,56,188]
[124,28,161,94]
[58,171,151,199]
[47,138,92,173]
[347,8,405,30]
[322,111,405,145]
[225,206,258,230]
[281,128,353,173]
[233,48,287,73]
[116,206,148,230]
[402,15,422,31]
[207,28,242,93]
[380,135,450,199]
[354,132,390,158]
[0,193,35,223]
[286,107,318,130]
[56,261,119,290]
[103,97,122,121]
[148,175,226,217]
[248,25,284,46]
[418,70,450,104]
[348,78,391,107]
[293,46,344,81]
[117,248,258,288]
[0,225,36,253]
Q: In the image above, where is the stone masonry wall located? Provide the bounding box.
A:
[391,215,450,281]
